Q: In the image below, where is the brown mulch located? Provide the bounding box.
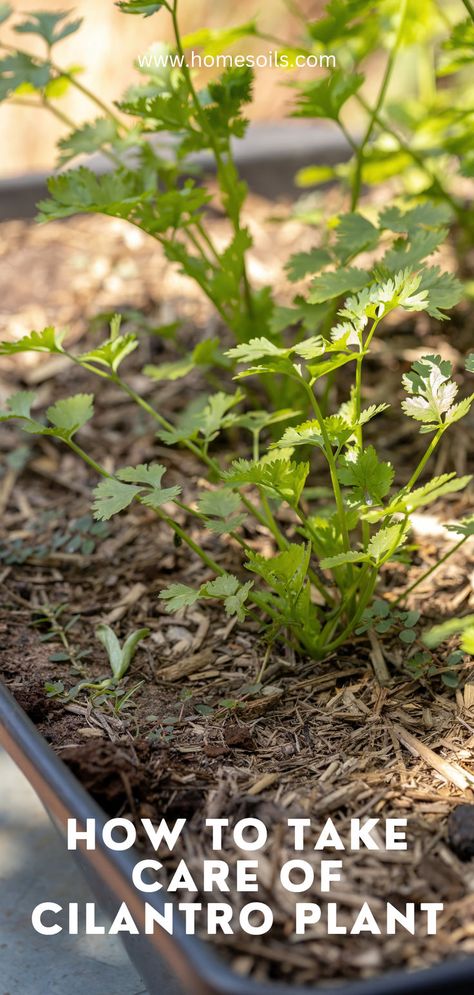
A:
[1,206,474,987]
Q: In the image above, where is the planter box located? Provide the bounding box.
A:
[1,122,473,994]
[1,684,473,995]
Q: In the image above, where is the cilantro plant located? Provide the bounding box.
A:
[2,316,472,660]
[1,2,473,663]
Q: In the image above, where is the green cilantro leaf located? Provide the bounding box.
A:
[14,11,82,46]
[293,70,364,120]
[92,478,141,521]
[46,394,94,438]
[308,268,371,304]
[159,583,201,613]
[223,458,309,506]
[401,354,459,431]
[447,516,474,539]
[368,523,409,563]
[116,1,164,15]
[337,445,394,504]
[0,327,65,355]
[285,248,332,282]
[0,52,52,102]
[334,212,380,264]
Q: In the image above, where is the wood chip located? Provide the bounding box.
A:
[105,582,148,623]
[394,724,474,792]
[158,648,214,682]
[247,772,279,796]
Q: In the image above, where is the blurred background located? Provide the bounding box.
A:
[0,0,324,176]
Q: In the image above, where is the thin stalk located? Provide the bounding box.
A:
[293,506,337,606]
[405,426,445,492]
[394,535,466,605]
[195,220,222,266]
[378,428,446,573]
[351,0,409,210]
[66,440,111,479]
[185,227,214,269]
[157,511,224,574]
[260,492,287,552]
[52,65,124,128]
[337,119,360,156]
[65,439,226,575]
[170,0,254,328]
[256,641,273,683]
[0,39,123,128]
[282,0,307,25]
[303,381,351,552]
[354,92,462,218]
[356,316,383,549]
[164,240,232,325]
[323,566,378,653]
[461,0,474,22]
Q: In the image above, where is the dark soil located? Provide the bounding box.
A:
[1,208,474,987]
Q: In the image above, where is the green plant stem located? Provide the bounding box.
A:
[66,439,111,479]
[282,0,306,24]
[169,0,254,330]
[259,491,287,551]
[405,426,445,492]
[303,382,350,552]
[65,430,289,629]
[378,427,446,571]
[337,119,360,156]
[158,511,225,574]
[292,508,336,606]
[461,0,474,22]
[163,240,232,325]
[185,227,214,269]
[323,565,378,653]
[195,219,222,266]
[394,535,466,605]
[350,0,408,210]
[354,93,462,219]
[52,65,123,128]
[63,439,225,575]
[0,40,123,128]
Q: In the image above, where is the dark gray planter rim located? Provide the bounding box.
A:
[0,122,351,220]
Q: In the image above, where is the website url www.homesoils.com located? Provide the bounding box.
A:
[137,50,337,70]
